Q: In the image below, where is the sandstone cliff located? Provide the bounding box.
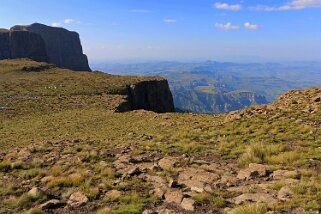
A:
[11,23,91,71]
[0,29,48,62]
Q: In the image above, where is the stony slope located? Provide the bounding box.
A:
[0,60,320,214]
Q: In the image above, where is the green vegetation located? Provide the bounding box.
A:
[0,59,320,213]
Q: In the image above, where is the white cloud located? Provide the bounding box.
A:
[129,9,152,13]
[244,22,260,30]
[163,19,177,23]
[214,2,242,11]
[215,22,240,30]
[255,0,321,11]
[64,19,74,24]
[51,22,61,27]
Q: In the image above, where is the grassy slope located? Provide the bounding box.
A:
[0,59,321,213]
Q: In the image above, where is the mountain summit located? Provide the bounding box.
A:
[0,23,90,71]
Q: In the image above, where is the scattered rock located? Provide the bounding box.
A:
[164,189,183,204]
[277,186,293,201]
[215,175,238,187]
[237,163,267,180]
[121,166,141,179]
[28,187,42,198]
[181,198,196,211]
[272,170,299,180]
[158,157,178,170]
[233,193,276,206]
[178,168,219,193]
[142,209,157,214]
[105,190,122,199]
[153,187,167,198]
[67,191,88,207]
[39,199,65,210]
[41,176,54,183]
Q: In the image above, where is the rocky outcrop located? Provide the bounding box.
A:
[118,79,175,113]
[0,29,48,62]
[11,23,90,71]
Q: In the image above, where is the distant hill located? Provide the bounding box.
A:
[93,61,321,113]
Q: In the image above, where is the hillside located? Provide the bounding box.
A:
[95,61,321,114]
[0,59,320,214]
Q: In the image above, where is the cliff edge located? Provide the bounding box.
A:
[11,23,91,71]
[0,59,174,116]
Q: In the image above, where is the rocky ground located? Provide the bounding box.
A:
[1,60,321,213]
[1,137,320,214]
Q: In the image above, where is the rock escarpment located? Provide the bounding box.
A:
[124,79,175,113]
[11,23,90,71]
[0,29,48,62]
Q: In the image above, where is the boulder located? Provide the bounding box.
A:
[39,199,65,210]
[237,163,267,180]
[181,198,196,211]
[178,168,219,193]
[272,170,299,180]
[28,187,42,198]
[105,190,122,199]
[158,157,178,170]
[277,186,293,201]
[164,189,183,204]
[67,191,88,207]
[233,193,276,206]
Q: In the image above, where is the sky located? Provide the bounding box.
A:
[1,0,321,62]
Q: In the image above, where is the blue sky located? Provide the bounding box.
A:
[1,0,321,62]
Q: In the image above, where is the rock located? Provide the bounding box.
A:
[277,186,293,201]
[215,175,238,187]
[153,187,167,198]
[11,23,91,71]
[142,209,157,214]
[67,191,88,207]
[39,199,65,210]
[178,168,219,193]
[313,96,321,102]
[0,29,48,62]
[233,193,276,206]
[105,190,122,199]
[272,170,299,180]
[164,189,183,204]
[158,157,178,170]
[41,176,54,183]
[28,187,42,198]
[122,166,141,178]
[237,163,267,180]
[181,198,195,211]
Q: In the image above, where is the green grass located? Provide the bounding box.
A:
[0,59,320,213]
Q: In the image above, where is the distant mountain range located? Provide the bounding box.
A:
[93,61,321,114]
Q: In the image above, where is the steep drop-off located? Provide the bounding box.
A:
[0,30,48,62]
[11,23,91,71]
[0,59,174,116]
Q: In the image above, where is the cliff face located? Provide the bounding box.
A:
[125,79,175,113]
[0,30,48,62]
[11,23,91,71]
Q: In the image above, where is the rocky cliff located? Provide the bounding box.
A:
[11,23,91,71]
[0,60,175,116]
[0,29,48,62]
[120,79,175,113]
